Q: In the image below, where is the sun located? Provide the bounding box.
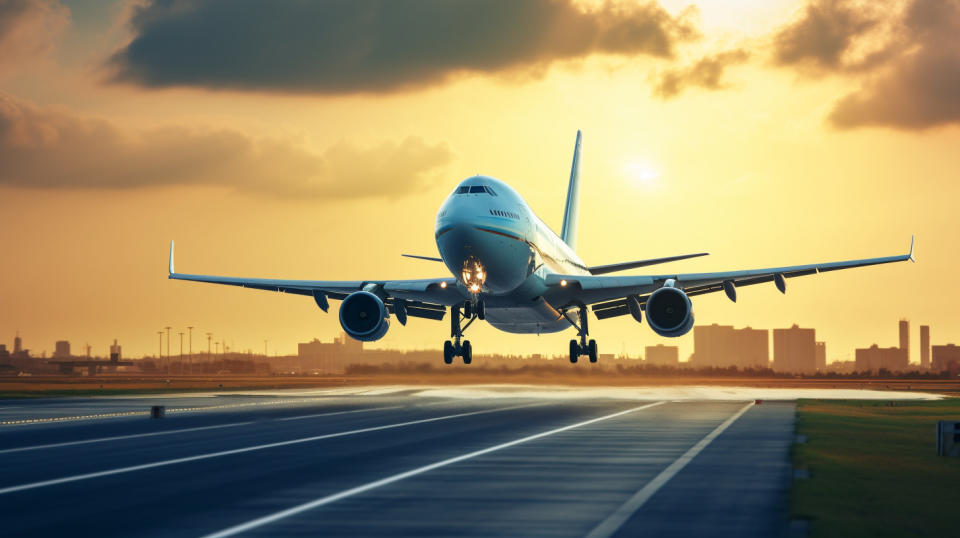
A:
[624,161,661,188]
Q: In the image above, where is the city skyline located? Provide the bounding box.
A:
[1,0,957,359]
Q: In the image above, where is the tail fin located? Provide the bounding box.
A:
[560,130,582,249]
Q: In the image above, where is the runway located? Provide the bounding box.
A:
[2,387,798,537]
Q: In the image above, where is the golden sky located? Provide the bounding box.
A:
[1,0,958,362]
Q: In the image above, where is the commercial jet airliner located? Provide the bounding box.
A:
[168,131,914,364]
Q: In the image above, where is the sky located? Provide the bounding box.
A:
[0,0,958,363]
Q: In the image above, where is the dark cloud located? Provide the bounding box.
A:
[0,94,453,197]
[828,0,960,129]
[107,0,699,93]
[0,0,69,74]
[772,0,887,71]
[653,49,749,99]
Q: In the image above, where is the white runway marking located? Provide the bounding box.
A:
[275,406,402,421]
[0,403,542,496]
[201,401,667,538]
[0,421,255,455]
[585,402,754,538]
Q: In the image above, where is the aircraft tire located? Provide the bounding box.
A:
[462,340,473,364]
[588,340,598,363]
[443,341,454,364]
[569,340,579,363]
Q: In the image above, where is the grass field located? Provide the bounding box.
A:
[792,398,960,537]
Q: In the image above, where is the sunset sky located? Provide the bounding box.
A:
[1,0,958,362]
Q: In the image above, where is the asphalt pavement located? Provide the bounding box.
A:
[0,388,795,537]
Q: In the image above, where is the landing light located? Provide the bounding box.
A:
[470,284,480,292]
[560,279,567,287]
[440,281,447,288]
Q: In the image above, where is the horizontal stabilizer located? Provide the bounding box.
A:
[402,254,443,262]
[587,252,709,275]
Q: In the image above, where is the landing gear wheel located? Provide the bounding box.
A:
[463,301,473,318]
[569,340,579,363]
[588,339,598,363]
[462,340,473,364]
[443,341,454,364]
[476,300,485,320]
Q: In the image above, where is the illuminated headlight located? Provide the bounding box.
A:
[462,257,487,293]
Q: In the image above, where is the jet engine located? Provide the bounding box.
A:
[339,291,390,342]
[645,286,694,337]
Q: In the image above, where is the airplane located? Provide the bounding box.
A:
[168,131,915,365]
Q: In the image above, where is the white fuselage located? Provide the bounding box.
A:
[435,176,589,334]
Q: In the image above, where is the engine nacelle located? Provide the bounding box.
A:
[339,291,390,342]
[645,286,695,337]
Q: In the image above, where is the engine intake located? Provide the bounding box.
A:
[645,286,694,337]
[339,291,390,342]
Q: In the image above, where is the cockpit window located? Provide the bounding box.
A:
[469,186,486,193]
[455,186,470,194]
[485,186,498,196]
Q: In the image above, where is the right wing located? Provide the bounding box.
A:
[543,238,915,319]
[167,241,463,320]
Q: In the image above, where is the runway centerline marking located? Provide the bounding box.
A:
[0,403,543,496]
[275,405,402,421]
[200,401,667,538]
[0,421,255,455]
[585,402,754,538]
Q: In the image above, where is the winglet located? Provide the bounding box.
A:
[168,240,175,276]
[909,235,916,263]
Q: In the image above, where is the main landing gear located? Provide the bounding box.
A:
[443,299,484,365]
[564,306,598,364]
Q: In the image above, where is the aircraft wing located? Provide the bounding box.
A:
[167,242,463,320]
[544,238,915,319]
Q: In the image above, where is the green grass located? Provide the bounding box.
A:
[792,398,960,537]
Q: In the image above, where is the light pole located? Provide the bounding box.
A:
[207,333,213,358]
[157,331,163,359]
[164,326,171,360]
[178,332,184,373]
[187,326,194,374]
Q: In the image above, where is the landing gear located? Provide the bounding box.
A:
[564,306,599,364]
[443,303,479,365]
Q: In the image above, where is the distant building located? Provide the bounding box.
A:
[815,341,826,372]
[899,319,909,363]
[14,332,22,354]
[297,333,363,374]
[645,344,679,365]
[855,344,908,373]
[773,324,816,373]
[920,325,930,369]
[827,360,856,374]
[693,324,769,369]
[53,341,71,359]
[932,344,960,374]
[0,344,8,359]
[110,339,122,361]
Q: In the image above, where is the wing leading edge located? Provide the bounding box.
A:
[543,237,915,319]
[166,242,463,319]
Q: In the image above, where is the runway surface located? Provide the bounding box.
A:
[1,386,799,537]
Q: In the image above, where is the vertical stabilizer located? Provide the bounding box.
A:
[560,130,582,249]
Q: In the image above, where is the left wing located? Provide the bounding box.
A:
[543,238,915,319]
[167,241,462,320]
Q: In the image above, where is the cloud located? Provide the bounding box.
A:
[0,0,70,75]
[773,0,960,129]
[0,94,453,197]
[106,0,699,93]
[653,49,749,99]
[828,0,960,129]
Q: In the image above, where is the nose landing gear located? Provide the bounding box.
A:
[564,306,598,364]
[443,301,482,365]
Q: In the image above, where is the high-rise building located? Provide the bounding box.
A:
[773,324,816,373]
[110,339,122,361]
[645,344,679,365]
[899,319,909,363]
[920,325,930,369]
[693,324,769,369]
[856,344,908,372]
[932,344,960,373]
[53,340,71,359]
[13,331,22,354]
[815,341,826,372]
